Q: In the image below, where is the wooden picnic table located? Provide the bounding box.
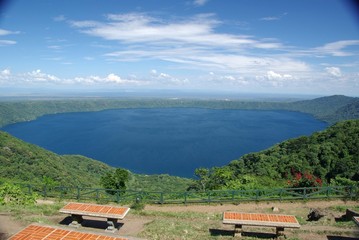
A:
[223,211,300,238]
[8,224,129,240]
[353,216,359,227]
[59,202,130,232]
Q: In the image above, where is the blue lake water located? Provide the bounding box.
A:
[2,108,328,177]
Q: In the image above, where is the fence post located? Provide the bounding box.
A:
[159,192,164,204]
[184,192,187,205]
[303,188,307,200]
[76,186,80,200]
[326,186,331,199]
[27,184,32,195]
[43,185,47,199]
[115,190,120,203]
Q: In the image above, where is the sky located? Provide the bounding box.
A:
[0,0,359,96]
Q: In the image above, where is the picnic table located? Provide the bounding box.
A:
[353,216,359,227]
[8,224,129,240]
[223,211,300,238]
[59,202,130,232]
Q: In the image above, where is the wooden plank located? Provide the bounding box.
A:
[223,212,300,228]
[8,224,129,240]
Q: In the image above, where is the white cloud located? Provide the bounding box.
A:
[24,69,60,82]
[193,0,209,6]
[316,40,359,57]
[0,29,19,36]
[70,13,281,50]
[0,40,16,46]
[0,69,11,81]
[266,71,293,80]
[325,67,342,77]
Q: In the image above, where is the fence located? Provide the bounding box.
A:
[7,183,359,204]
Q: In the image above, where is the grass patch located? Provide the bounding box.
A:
[138,218,230,240]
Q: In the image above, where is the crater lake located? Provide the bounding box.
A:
[2,108,328,177]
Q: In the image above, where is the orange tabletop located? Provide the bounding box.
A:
[59,202,130,219]
[8,224,129,240]
[223,212,300,228]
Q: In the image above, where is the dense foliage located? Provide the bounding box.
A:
[0,182,37,205]
[0,131,193,191]
[101,168,130,194]
[192,120,359,190]
[0,131,114,186]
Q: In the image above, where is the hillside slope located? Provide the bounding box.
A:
[287,95,359,123]
[0,131,113,186]
[193,120,359,190]
[0,131,193,190]
[229,119,359,181]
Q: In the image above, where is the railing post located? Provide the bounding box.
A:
[255,189,259,201]
[95,188,99,201]
[303,188,307,200]
[27,184,32,195]
[43,185,47,199]
[160,192,164,204]
[76,186,80,200]
[116,190,120,203]
[326,186,331,199]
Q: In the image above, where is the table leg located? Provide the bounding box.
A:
[234,224,242,237]
[276,227,285,239]
[106,218,118,232]
[69,214,83,228]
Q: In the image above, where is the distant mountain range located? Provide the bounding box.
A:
[0,95,358,128]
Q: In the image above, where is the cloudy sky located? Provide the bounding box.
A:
[0,0,359,96]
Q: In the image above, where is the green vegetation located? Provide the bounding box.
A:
[0,183,37,206]
[192,120,359,190]
[0,131,113,187]
[0,130,192,191]
[100,168,130,193]
[0,95,358,128]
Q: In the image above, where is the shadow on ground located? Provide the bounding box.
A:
[209,228,276,239]
[59,216,123,231]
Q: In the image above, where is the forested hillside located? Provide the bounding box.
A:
[0,95,358,128]
[0,131,113,186]
[0,131,193,190]
[192,120,359,191]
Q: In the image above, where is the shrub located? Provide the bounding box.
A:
[0,183,37,206]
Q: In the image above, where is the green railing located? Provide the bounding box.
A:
[5,183,359,204]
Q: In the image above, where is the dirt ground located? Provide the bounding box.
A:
[1,199,359,240]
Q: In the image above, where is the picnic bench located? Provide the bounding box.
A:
[59,202,130,232]
[353,216,359,227]
[9,224,129,240]
[223,212,300,238]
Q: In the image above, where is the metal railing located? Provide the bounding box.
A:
[8,183,358,204]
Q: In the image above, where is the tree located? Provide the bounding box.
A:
[100,168,129,194]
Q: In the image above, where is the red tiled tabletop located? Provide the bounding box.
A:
[59,202,130,219]
[8,224,128,240]
[223,212,300,228]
